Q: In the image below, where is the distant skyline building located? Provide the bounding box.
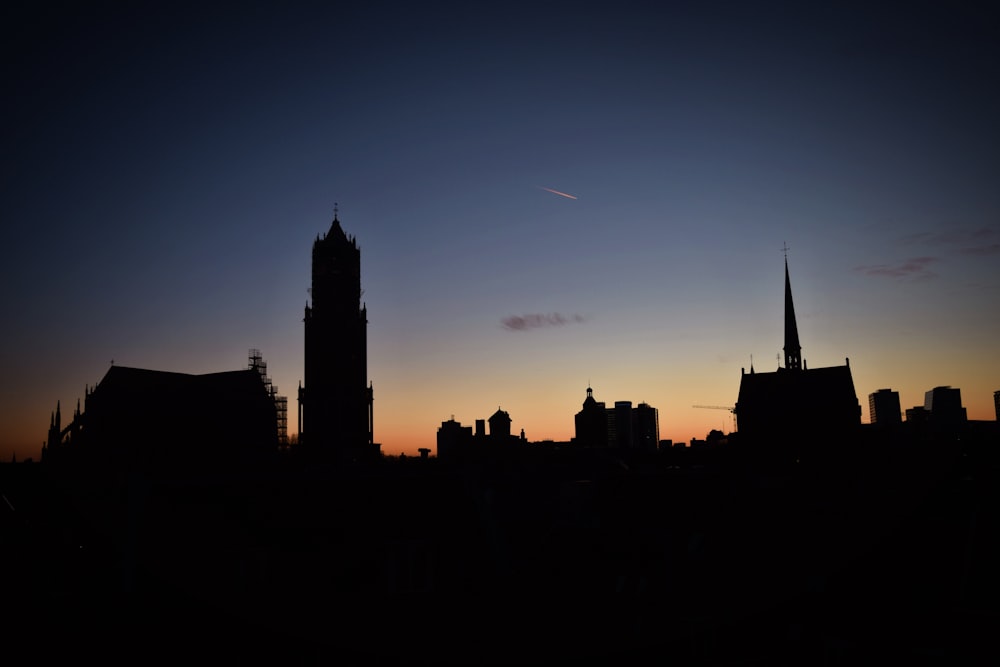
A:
[994,390,999,421]
[436,407,526,460]
[924,386,967,429]
[436,417,472,461]
[905,405,929,423]
[574,386,608,448]
[488,408,512,439]
[610,401,633,449]
[298,210,375,461]
[734,256,861,451]
[634,402,660,451]
[573,387,659,450]
[868,389,902,426]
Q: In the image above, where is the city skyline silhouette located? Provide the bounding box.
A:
[10,185,996,663]
[3,4,999,462]
[3,5,998,661]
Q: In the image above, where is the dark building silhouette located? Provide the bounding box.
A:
[298,210,376,462]
[42,354,282,473]
[734,257,861,453]
[436,417,472,460]
[609,401,634,449]
[905,405,929,424]
[21,219,997,663]
[435,407,527,460]
[995,390,1000,421]
[924,385,967,430]
[869,388,902,426]
[488,407,512,440]
[574,386,608,448]
[633,402,660,451]
[573,386,659,450]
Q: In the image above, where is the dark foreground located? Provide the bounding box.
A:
[2,436,997,665]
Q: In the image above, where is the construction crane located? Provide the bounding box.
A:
[692,405,736,433]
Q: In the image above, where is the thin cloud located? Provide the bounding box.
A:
[502,313,586,331]
[960,243,1000,256]
[900,226,1000,255]
[855,256,938,280]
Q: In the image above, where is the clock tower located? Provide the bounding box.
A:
[299,208,374,461]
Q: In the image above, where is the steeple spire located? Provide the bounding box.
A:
[328,202,342,236]
[783,251,802,371]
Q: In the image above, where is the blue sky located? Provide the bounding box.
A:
[3,2,998,458]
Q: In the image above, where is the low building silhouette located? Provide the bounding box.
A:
[436,407,527,461]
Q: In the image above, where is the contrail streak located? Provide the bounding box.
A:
[537,186,577,200]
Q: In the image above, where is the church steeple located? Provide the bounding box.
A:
[783,254,802,371]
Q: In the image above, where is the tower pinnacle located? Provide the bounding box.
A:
[783,255,802,371]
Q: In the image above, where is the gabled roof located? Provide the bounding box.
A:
[95,365,269,402]
[737,364,857,402]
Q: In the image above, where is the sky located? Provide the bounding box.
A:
[2,1,998,460]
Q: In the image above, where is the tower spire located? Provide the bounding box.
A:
[783,249,802,371]
[327,202,345,238]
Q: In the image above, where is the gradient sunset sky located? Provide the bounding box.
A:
[3,2,998,460]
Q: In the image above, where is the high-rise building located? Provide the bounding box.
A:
[924,386,966,429]
[734,256,861,450]
[612,401,633,449]
[869,389,902,425]
[634,402,660,451]
[298,210,375,461]
[994,390,999,421]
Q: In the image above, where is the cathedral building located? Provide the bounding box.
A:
[298,210,375,462]
[42,357,282,474]
[734,257,861,455]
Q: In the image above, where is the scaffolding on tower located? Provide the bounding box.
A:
[249,349,288,447]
